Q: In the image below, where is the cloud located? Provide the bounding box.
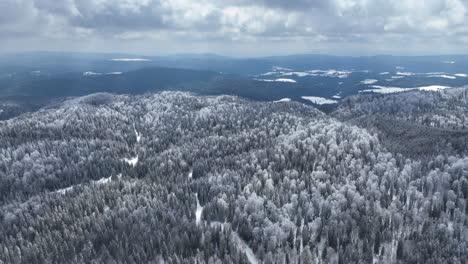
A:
[1,0,468,55]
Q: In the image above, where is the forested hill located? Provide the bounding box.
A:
[1,91,467,263]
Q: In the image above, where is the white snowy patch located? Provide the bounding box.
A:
[56,186,74,194]
[94,176,112,185]
[134,129,141,143]
[281,71,314,77]
[360,79,378,85]
[418,85,452,91]
[123,156,139,167]
[259,69,355,78]
[110,58,151,61]
[188,169,193,179]
[443,61,456,64]
[301,96,338,105]
[317,69,352,78]
[427,74,456,79]
[259,72,277,76]
[379,72,390,75]
[83,71,102,76]
[84,71,123,76]
[195,194,203,225]
[455,73,468,77]
[396,72,414,76]
[255,78,297,83]
[275,78,297,83]
[232,231,258,264]
[274,98,292,102]
[332,95,341,99]
[273,66,292,71]
[361,85,452,94]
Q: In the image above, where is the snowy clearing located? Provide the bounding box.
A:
[123,156,139,167]
[195,194,203,225]
[427,74,456,79]
[134,129,141,143]
[274,98,292,102]
[360,79,378,85]
[56,186,74,194]
[272,66,292,71]
[83,71,102,76]
[361,85,452,94]
[83,71,123,76]
[94,176,112,185]
[110,58,151,62]
[396,72,414,76]
[275,78,297,83]
[301,96,338,105]
[255,78,297,83]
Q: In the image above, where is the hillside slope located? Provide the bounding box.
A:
[0,92,467,263]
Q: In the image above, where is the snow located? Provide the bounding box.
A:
[55,174,116,194]
[443,61,456,64]
[274,98,292,102]
[255,78,297,83]
[188,169,193,179]
[232,231,258,264]
[134,129,141,143]
[319,69,351,78]
[110,58,151,62]
[418,85,452,91]
[56,186,74,194]
[195,193,203,225]
[380,72,390,75]
[259,72,277,76]
[332,95,341,99]
[361,85,452,94]
[272,66,292,71]
[282,71,314,77]
[208,221,258,264]
[83,71,102,76]
[427,74,456,79]
[455,73,468,77]
[123,156,139,167]
[396,72,414,76]
[94,176,112,185]
[275,78,297,83]
[301,96,338,105]
[259,69,354,79]
[84,71,123,76]
[360,79,378,85]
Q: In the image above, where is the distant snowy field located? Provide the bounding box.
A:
[361,85,452,94]
[301,96,338,105]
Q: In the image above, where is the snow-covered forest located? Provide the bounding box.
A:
[0,90,467,263]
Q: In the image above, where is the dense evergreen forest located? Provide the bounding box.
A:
[1,89,467,263]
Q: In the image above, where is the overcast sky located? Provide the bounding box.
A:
[1,0,468,56]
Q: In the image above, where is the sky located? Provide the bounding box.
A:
[1,0,468,56]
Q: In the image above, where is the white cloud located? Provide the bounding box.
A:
[1,0,468,54]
